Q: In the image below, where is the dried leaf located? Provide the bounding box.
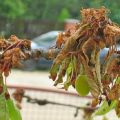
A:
[56,32,64,48]
[49,64,59,81]
[54,58,70,86]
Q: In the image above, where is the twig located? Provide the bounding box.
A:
[23,46,120,63]
[25,48,60,60]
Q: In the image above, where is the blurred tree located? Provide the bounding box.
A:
[106,1,120,24]
[89,0,120,23]
[0,0,120,23]
[22,0,81,20]
[58,8,71,22]
[0,0,26,19]
[23,0,120,24]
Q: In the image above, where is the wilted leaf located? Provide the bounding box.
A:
[56,32,64,48]
[95,50,102,90]
[115,100,120,117]
[49,64,59,81]
[102,116,109,120]
[91,98,99,107]
[54,58,70,86]
[108,84,120,100]
[49,7,120,117]
[64,80,71,90]
[66,62,73,76]
[80,55,100,97]
[64,60,73,90]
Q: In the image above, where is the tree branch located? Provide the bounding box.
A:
[25,48,60,60]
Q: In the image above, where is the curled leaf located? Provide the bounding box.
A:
[49,64,59,81]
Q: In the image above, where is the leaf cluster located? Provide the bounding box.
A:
[50,7,120,117]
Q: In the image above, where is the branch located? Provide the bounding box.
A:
[26,46,120,62]
[25,48,60,60]
[28,24,120,61]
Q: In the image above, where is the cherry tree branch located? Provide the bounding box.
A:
[28,48,60,60]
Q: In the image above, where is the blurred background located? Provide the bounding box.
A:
[0,0,120,120]
[0,0,120,38]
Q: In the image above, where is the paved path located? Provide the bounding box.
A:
[7,70,76,92]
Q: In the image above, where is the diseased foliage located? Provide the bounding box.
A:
[0,35,31,120]
[0,35,31,77]
[50,7,120,117]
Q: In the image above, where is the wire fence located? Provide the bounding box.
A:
[8,85,93,120]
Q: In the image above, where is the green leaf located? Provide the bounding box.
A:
[80,64,84,75]
[95,100,118,115]
[49,64,59,81]
[115,77,120,84]
[0,73,9,120]
[75,75,90,96]
[64,80,71,90]
[6,99,22,120]
[66,61,73,76]
[0,72,22,120]
[0,94,9,120]
[64,60,73,90]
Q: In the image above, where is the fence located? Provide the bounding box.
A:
[8,85,94,120]
[8,85,120,120]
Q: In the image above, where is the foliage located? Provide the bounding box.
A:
[0,0,25,19]
[0,0,120,24]
[50,7,120,117]
[23,0,120,23]
[95,100,118,115]
[58,8,71,22]
[7,99,22,120]
[75,75,90,96]
[0,5,120,119]
[0,73,22,120]
[0,35,31,120]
